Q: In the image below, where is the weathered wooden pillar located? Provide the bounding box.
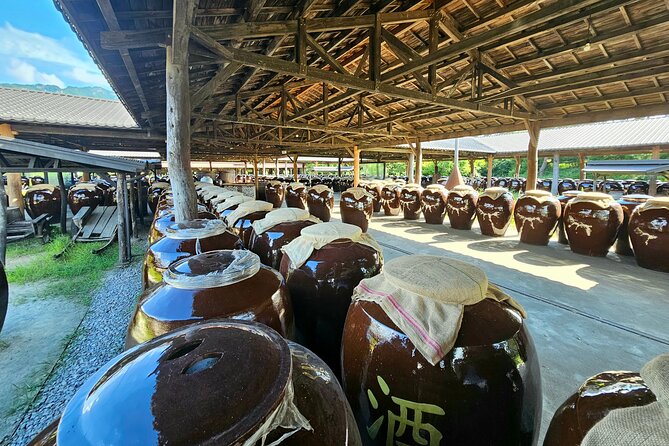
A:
[382,162,386,179]
[353,145,360,187]
[551,153,560,195]
[514,156,521,178]
[165,0,198,223]
[116,173,130,264]
[433,160,438,183]
[579,154,587,181]
[407,152,415,178]
[57,172,68,234]
[414,140,423,184]
[253,156,260,198]
[487,155,494,188]
[0,124,24,217]
[293,156,299,181]
[525,120,541,191]
[649,146,661,196]
[262,158,266,176]
[0,175,7,264]
[82,172,91,182]
[128,178,138,238]
[469,158,475,177]
[275,158,279,176]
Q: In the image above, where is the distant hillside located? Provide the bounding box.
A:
[0,83,118,100]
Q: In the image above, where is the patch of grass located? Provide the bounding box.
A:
[0,340,9,352]
[7,234,118,305]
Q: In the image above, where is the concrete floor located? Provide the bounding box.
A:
[330,205,669,442]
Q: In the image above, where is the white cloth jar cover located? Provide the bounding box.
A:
[215,195,252,213]
[571,192,616,208]
[637,197,669,213]
[309,184,332,194]
[343,187,373,200]
[583,353,669,446]
[163,250,261,289]
[164,219,229,240]
[200,187,224,200]
[225,200,274,227]
[209,190,244,207]
[288,182,306,191]
[351,255,526,365]
[151,181,170,190]
[481,186,510,201]
[281,221,382,270]
[251,208,321,235]
[450,184,475,197]
[71,182,99,192]
[425,184,447,192]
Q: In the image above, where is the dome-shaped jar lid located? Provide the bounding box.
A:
[151,181,170,190]
[164,250,261,289]
[638,196,669,212]
[288,182,306,190]
[402,183,422,191]
[562,190,583,198]
[523,189,553,198]
[251,208,318,235]
[164,219,229,240]
[57,321,301,445]
[266,180,284,186]
[572,192,615,207]
[450,184,476,196]
[215,195,252,212]
[481,186,510,200]
[308,184,332,194]
[225,200,274,226]
[25,184,58,193]
[343,187,373,199]
[301,221,362,243]
[426,184,446,191]
[70,182,99,192]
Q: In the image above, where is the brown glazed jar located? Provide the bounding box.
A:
[127,250,294,348]
[33,321,361,445]
[214,195,253,219]
[148,181,170,214]
[24,184,61,222]
[142,219,243,290]
[380,183,402,216]
[265,180,286,208]
[306,184,335,222]
[0,262,7,333]
[364,182,383,213]
[476,187,515,236]
[279,222,382,376]
[225,200,274,247]
[629,197,669,272]
[248,208,319,270]
[446,185,479,230]
[67,182,103,214]
[557,191,583,245]
[543,371,656,446]
[340,187,375,232]
[342,256,541,446]
[400,183,423,220]
[286,182,308,209]
[148,210,217,245]
[514,190,561,245]
[421,184,448,224]
[564,192,623,257]
[614,194,652,256]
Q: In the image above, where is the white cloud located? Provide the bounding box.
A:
[66,66,109,87]
[7,58,65,88]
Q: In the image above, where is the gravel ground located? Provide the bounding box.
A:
[5,255,142,446]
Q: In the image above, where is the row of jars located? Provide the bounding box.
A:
[22,180,120,222]
[465,177,668,197]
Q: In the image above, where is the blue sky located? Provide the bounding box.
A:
[0,0,111,90]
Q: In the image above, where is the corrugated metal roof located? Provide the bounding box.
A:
[583,160,669,175]
[411,137,496,153]
[0,87,137,129]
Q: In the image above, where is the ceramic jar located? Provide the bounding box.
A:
[446,185,479,230]
[340,187,374,232]
[558,179,578,194]
[286,182,308,209]
[148,182,171,214]
[248,208,319,270]
[306,185,335,222]
[0,262,7,334]
[556,191,583,245]
[543,371,655,446]
[400,184,423,220]
[614,194,652,256]
[629,197,669,272]
[421,185,448,224]
[214,195,253,220]
[599,181,625,199]
[380,183,402,216]
[564,192,623,257]
[265,180,286,208]
[342,256,541,446]
[143,219,243,290]
[224,200,274,247]
[67,182,103,214]
[578,180,596,192]
[537,179,552,192]
[94,180,116,206]
[279,222,382,375]
[31,321,362,445]
[127,250,294,347]
[364,182,383,213]
[509,178,524,193]
[23,184,61,222]
[475,187,515,236]
[514,190,561,245]
[148,210,216,245]
[626,181,649,195]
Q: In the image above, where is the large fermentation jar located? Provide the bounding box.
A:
[564,192,623,257]
[340,187,374,232]
[0,263,7,333]
[279,222,383,375]
[342,255,541,446]
[614,194,652,256]
[513,190,561,245]
[24,184,61,222]
[364,182,383,213]
[208,190,243,212]
[148,181,170,214]
[67,182,103,214]
[543,371,656,446]
[400,184,423,220]
[265,180,286,208]
[249,208,320,270]
[286,182,308,209]
[143,219,243,290]
[306,184,334,222]
[556,191,583,245]
[214,195,252,219]
[380,183,402,216]
[148,209,216,245]
[629,197,669,272]
[31,321,362,445]
[446,185,479,230]
[94,179,116,205]
[224,200,274,247]
[475,187,515,236]
[558,179,578,194]
[127,250,294,347]
[421,184,448,224]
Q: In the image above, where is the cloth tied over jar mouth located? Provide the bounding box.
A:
[224,200,274,227]
[251,208,321,235]
[215,195,253,213]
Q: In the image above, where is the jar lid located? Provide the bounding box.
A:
[638,197,669,212]
[164,219,229,240]
[164,250,261,289]
[25,184,58,193]
[288,182,306,190]
[150,181,170,190]
[523,189,552,198]
[426,184,446,191]
[481,187,510,200]
[71,182,99,192]
[572,192,615,207]
[620,194,653,203]
[308,184,332,194]
[266,180,284,186]
[562,190,583,198]
[452,184,475,192]
[301,221,362,243]
[215,195,252,213]
[57,321,307,445]
[251,208,319,235]
[343,187,373,200]
[225,200,273,227]
[402,183,422,191]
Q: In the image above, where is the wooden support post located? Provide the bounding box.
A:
[551,153,560,195]
[469,159,475,178]
[649,146,661,196]
[128,179,138,239]
[337,157,342,177]
[275,159,279,176]
[293,156,299,181]
[487,155,494,188]
[434,160,438,183]
[525,120,541,190]
[514,156,521,178]
[165,0,198,223]
[254,156,260,198]
[579,154,587,181]
[82,172,91,182]
[382,162,387,180]
[407,152,415,178]
[414,140,422,185]
[57,172,67,234]
[0,176,7,264]
[0,124,24,217]
[116,173,130,265]
[353,145,360,187]
[262,158,266,176]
